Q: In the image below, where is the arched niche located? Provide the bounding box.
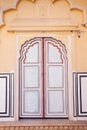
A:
[0,0,86,27]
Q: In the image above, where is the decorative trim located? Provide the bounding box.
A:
[20,38,42,63]
[77,73,87,117]
[9,73,14,117]
[73,72,87,117]
[0,73,10,117]
[73,72,78,117]
[0,0,35,26]
[44,37,67,61]
[0,73,14,117]
[0,125,87,130]
[52,0,87,24]
[47,43,63,64]
[24,42,39,64]
[0,0,87,26]
[7,18,79,32]
[0,0,19,26]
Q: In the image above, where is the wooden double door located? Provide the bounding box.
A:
[20,37,68,118]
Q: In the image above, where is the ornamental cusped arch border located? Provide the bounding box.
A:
[0,0,87,26]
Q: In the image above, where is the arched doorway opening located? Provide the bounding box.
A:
[19,37,68,118]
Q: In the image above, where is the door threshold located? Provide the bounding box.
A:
[0,119,87,126]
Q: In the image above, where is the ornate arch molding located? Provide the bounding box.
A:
[20,37,67,63]
[52,0,87,24]
[0,0,19,26]
[0,0,87,26]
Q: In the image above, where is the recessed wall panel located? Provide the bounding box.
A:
[80,77,87,112]
[0,78,6,113]
[0,74,12,117]
[75,73,87,117]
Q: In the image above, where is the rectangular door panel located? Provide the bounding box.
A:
[24,91,39,113]
[48,91,64,113]
[48,65,63,88]
[24,66,39,88]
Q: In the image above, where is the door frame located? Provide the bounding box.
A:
[19,37,69,118]
[14,33,73,120]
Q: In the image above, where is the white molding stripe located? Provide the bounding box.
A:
[9,73,14,117]
[68,35,73,120]
[73,72,78,117]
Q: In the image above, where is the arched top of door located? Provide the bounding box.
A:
[19,37,67,63]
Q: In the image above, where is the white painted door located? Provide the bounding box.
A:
[20,37,68,118]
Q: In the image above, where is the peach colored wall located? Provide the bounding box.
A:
[0,0,87,72]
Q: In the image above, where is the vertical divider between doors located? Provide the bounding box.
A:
[42,37,45,118]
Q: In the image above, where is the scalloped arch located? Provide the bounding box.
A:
[0,0,86,26]
[52,0,87,24]
[51,0,84,11]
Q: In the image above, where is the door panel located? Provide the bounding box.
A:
[25,43,39,63]
[45,38,67,117]
[24,66,39,88]
[48,91,63,113]
[20,37,68,118]
[24,91,39,113]
[48,43,62,63]
[20,39,43,117]
[48,65,63,87]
